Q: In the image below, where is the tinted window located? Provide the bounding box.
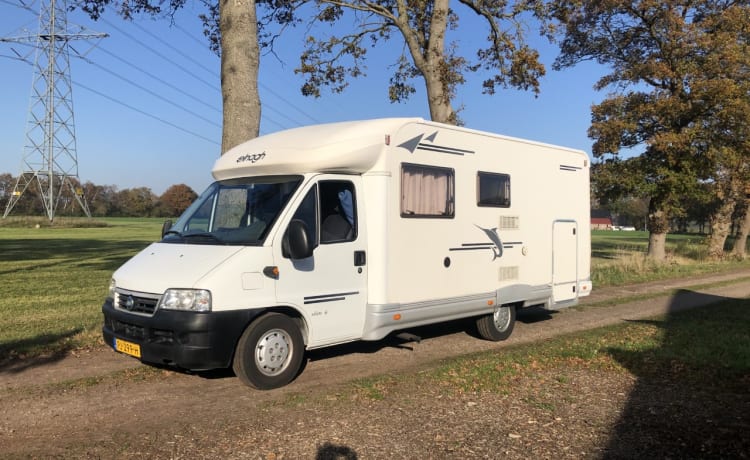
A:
[477,172,510,208]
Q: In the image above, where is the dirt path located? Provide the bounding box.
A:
[2,270,749,458]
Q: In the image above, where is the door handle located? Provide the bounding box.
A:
[354,250,366,266]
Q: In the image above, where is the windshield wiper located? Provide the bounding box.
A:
[181,232,223,243]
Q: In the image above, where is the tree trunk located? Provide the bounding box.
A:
[646,203,668,261]
[707,197,736,260]
[219,0,261,154]
[423,73,455,123]
[396,0,455,124]
[647,231,667,260]
[732,197,750,257]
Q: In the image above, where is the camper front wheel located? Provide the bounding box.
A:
[476,304,516,341]
[233,313,305,390]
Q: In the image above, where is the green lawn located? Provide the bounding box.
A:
[0,218,164,359]
[591,230,750,286]
[0,222,748,360]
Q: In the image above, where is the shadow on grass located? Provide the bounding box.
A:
[0,238,151,273]
[0,328,83,375]
[602,290,750,458]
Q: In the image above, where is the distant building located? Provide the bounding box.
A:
[591,209,613,230]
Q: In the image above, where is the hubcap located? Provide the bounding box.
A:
[255,328,292,377]
[493,306,511,332]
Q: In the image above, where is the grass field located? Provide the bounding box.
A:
[0,218,164,360]
[1,219,749,360]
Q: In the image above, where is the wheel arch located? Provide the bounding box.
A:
[263,305,310,347]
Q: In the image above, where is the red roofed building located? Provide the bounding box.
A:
[591,210,614,230]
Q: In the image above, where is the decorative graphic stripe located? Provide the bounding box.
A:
[304,291,359,304]
[449,246,493,251]
[417,143,475,155]
[560,164,582,171]
[450,241,523,251]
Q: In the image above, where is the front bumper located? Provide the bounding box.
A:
[102,299,261,371]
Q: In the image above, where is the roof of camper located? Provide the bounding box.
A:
[213,118,422,180]
[211,117,587,180]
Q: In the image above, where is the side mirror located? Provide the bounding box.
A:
[161,219,173,238]
[285,219,313,260]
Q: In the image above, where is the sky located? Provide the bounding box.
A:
[0,1,609,196]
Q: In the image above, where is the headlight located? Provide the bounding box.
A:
[108,279,116,300]
[159,289,211,312]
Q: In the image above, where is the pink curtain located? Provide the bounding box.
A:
[401,166,453,216]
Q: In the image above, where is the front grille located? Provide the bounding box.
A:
[115,290,160,316]
[112,319,146,340]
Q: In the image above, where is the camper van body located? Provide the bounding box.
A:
[103,118,592,389]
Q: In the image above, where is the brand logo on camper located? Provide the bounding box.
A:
[236,152,266,164]
[124,295,135,311]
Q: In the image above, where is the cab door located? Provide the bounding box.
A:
[274,175,367,347]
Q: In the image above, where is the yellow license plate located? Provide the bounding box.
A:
[114,338,141,358]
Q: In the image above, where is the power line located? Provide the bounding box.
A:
[125,18,305,130]
[0,0,35,11]
[131,19,217,79]
[96,16,298,131]
[1,50,220,145]
[2,41,221,142]
[80,55,221,127]
[2,0,319,139]
[93,45,221,113]
[167,13,322,126]
[75,79,220,146]
[174,22,209,48]
[99,16,220,92]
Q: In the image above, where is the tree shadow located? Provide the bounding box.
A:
[0,238,150,273]
[602,290,750,458]
[316,442,358,459]
[0,328,83,375]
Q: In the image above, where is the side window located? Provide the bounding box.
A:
[477,172,511,208]
[401,163,455,218]
[319,181,356,243]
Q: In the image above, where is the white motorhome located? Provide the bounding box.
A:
[103,118,592,389]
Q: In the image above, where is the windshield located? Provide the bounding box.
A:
[163,176,302,245]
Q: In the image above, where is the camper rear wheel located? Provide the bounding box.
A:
[233,313,305,390]
[476,304,516,341]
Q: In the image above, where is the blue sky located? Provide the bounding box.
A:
[0,1,608,195]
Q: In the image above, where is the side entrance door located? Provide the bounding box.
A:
[274,175,368,347]
[552,220,579,304]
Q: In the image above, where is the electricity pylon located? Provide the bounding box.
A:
[1,0,106,221]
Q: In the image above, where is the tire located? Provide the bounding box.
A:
[476,304,516,341]
[232,313,305,390]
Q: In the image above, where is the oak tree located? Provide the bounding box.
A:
[265,0,549,124]
[159,183,198,216]
[554,0,750,260]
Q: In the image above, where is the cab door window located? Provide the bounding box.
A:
[320,181,356,243]
[285,180,357,257]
